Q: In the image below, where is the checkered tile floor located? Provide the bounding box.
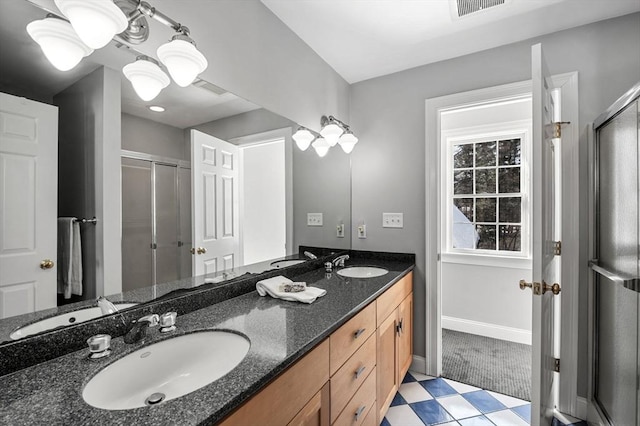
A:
[381,372,587,426]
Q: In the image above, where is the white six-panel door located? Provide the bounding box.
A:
[0,93,58,318]
[191,129,240,276]
[531,43,562,426]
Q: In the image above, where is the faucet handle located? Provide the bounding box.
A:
[159,312,177,333]
[139,314,160,327]
[87,334,111,359]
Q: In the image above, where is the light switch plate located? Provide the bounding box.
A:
[307,213,323,226]
[336,224,345,238]
[383,213,403,228]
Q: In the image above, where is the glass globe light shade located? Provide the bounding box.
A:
[320,122,343,147]
[54,0,128,49]
[338,131,358,154]
[157,39,208,87]
[292,128,315,151]
[123,58,170,102]
[312,138,330,158]
[27,17,93,71]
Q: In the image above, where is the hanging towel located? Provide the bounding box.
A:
[57,218,83,299]
[256,275,326,304]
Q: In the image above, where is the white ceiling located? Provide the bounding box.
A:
[261,0,640,83]
[0,0,260,129]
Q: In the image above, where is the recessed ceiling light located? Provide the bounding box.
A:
[148,105,165,112]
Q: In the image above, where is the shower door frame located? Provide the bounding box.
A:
[587,81,640,426]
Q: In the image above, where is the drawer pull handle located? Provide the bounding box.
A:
[354,328,366,339]
[355,405,367,421]
[396,319,404,335]
[354,366,366,379]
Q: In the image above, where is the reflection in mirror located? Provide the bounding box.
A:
[0,0,351,342]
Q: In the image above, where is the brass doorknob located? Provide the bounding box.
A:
[40,259,54,270]
[519,280,542,295]
[519,279,532,290]
[197,247,207,255]
[190,248,196,255]
[543,281,561,295]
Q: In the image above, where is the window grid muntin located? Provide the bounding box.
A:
[451,137,523,252]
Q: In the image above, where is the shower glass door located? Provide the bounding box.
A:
[593,94,639,426]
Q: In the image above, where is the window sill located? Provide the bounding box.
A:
[441,252,532,270]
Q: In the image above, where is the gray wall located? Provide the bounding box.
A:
[121,114,187,160]
[133,0,350,131]
[349,12,640,398]
[53,66,122,300]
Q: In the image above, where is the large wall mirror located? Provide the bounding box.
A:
[0,0,351,341]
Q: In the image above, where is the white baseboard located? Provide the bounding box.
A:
[442,316,532,345]
[576,397,588,421]
[410,355,427,375]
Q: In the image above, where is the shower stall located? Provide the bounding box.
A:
[590,82,640,426]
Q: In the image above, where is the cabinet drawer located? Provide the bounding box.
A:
[330,333,376,422]
[358,404,377,426]
[330,302,376,375]
[376,272,412,327]
[332,367,377,426]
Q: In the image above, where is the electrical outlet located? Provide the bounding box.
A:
[336,224,345,238]
[357,224,367,239]
[382,213,404,228]
[307,213,323,226]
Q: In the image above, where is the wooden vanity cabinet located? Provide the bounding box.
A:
[218,271,413,426]
[376,272,413,422]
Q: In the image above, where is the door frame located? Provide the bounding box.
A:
[424,73,580,416]
[230,127,294,261]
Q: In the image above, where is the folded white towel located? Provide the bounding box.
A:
[256,275,326,304]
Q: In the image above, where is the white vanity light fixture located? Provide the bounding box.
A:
[157,33,208,87]
[123,56,170,102]
[292,127,315,151]
[26,15,93,71]
[312,137,331,158]
[54,0,128,49]
[337,129,358,154]
[292,115,358,157]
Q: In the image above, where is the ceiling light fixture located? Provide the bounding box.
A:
[292,115,359,157]
[54,0,128,49]
[149,105,165,112]
[27,0,209,101]
[123,56,170,101]
[26,15,93,71]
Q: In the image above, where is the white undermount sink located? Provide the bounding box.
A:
[270,259,306,268]
[9,303,138,340]
[337,266,389,278]
[82,331,250,410]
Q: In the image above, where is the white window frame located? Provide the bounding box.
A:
[441,119,532,265]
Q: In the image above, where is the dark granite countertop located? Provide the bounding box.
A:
[0,255,414,425]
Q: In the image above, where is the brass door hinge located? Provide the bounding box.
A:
[554,241,561,256]
[553,121,570,138]
[554,358,560,373]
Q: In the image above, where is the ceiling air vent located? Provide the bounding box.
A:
[456,0,505,17]
[191,78,228,96]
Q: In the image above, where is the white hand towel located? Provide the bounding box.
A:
[256,275,326,304]
[57,218,83,299]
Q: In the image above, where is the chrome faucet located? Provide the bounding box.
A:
[124,314,159,344]
[97,296,118,315]
[332,254,349,268]
[304,251,317,260]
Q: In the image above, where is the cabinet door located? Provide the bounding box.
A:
[397,293,413,381]
[377,311,398,421]
[288,382,330,426]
